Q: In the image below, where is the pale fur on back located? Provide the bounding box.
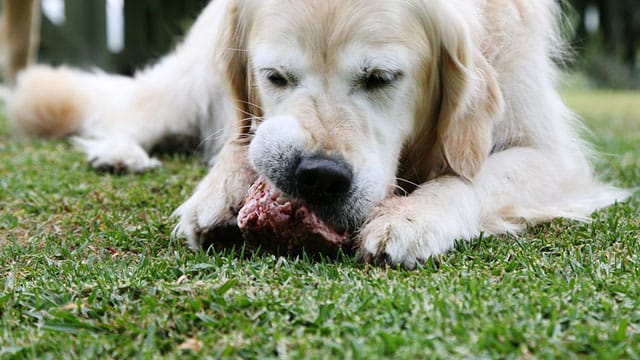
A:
[7,0,630,268]
[468,0,628,232]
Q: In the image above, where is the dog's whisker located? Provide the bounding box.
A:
[237,100,265,111]
[225,47,248,53]
[194,128,227,152]
[195,122,258,152]
[392,184,409,196]
[395,177,421,189]
[233,106,259,120]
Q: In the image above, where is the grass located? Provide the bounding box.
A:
[0,90,638,359]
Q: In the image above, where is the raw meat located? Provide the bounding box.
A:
[237,176,350,256]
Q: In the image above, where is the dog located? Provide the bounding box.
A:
[8,0,629,269]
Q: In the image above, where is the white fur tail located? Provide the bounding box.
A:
[8,65,91,138]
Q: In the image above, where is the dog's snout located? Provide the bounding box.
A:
[295,155,352,202]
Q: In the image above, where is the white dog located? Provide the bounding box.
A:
[8,0,629,268]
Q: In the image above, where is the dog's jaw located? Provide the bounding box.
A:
[237,176,351,255]
[248,114,388,235]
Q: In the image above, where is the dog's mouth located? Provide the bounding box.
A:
[237,176,352,255]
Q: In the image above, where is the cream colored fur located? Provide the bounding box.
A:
[8,0,630,268]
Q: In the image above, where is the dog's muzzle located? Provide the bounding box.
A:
[294,155,353,205]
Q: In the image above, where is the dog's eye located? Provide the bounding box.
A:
[267,72,288,87]
[263,69,293,88]
[361,70,401,91]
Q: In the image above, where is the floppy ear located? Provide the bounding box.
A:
[435,5,503,180]
[216,0,260,137]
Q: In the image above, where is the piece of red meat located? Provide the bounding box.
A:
[237,176,350,256]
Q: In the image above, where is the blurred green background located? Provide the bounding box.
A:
[9,0,640,88]
[31,0,210,76]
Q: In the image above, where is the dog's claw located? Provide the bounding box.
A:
[94,162,128,174]
[196,224,244,253]
[375,253,393,268]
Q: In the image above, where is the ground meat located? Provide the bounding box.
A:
[237,176,350,256]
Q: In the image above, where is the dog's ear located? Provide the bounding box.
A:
[216,0,259,135]
[433,4,503,180]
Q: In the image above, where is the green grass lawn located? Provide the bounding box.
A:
[1,90,638,359]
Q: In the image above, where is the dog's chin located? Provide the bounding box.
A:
[305,194,372,235]
[257,171,376,237]
[277,178,376,236]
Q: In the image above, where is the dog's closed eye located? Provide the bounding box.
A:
[262,68,298,88]
[358,69,403,92]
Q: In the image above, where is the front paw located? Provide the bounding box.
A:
[72,137,161,173]
[172,163,257,251]
[357,198,452,270]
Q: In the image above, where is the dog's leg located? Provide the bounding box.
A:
[8,65,180,173]
[70,136,161,173]
[83,0,238,171]
[8,0,234,173]
[358,147,629,269]
[173,138,257,251]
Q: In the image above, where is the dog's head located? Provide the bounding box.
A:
[217,0,503,233]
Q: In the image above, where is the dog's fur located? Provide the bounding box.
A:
[8,0,629,268]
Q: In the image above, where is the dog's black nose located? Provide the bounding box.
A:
[295,155,352,202]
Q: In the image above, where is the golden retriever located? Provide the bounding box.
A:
[8,0,629,268]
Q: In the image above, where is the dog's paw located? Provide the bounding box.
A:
[358,217,431,270]
[357,198,455,270]
[172,185,240,251]
[72,137,161,173]
[172,165,257,251]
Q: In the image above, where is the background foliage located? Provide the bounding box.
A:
[565,0,640,88]
[38,0,209,75]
